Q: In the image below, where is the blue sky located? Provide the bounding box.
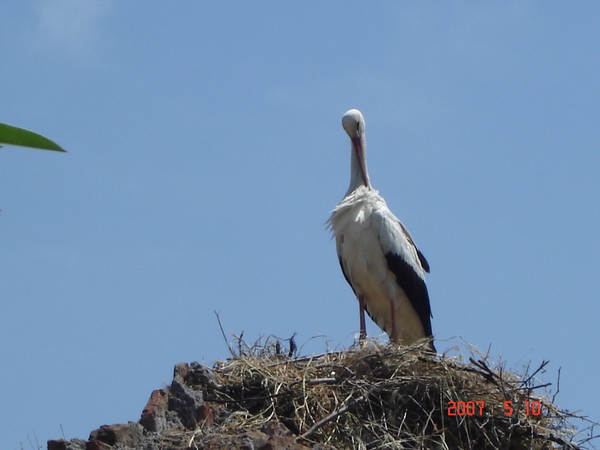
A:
[2,2,599,448]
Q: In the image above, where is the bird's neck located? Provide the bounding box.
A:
[347,136,371,194]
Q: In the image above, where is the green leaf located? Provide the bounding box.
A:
[0,123,66,152]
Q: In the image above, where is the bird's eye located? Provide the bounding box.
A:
[356,123,361,132]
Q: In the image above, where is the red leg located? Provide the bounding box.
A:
[389,299,398,343]
[358,295,367,341]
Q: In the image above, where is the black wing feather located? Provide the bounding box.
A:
[383,251,433,338]
[338,257,356,295]
[417,249,430,273]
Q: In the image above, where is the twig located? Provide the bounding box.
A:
[205,390,293,405]
[468,358,501,384]
[521,360,549,386]
[214,310,234,357]
[288,378,337,388]
[296,394,366,442]
[289,332,297,357]
[552,367,561,403]
[526,383,551,391]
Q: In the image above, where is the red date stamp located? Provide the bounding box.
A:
[447,400,542,416]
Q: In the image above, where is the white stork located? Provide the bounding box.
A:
[328,109,435,351]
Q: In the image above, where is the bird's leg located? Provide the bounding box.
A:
[389,299,398,343]
[358,295,367,341]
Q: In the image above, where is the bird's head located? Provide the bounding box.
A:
[342,109,365,139]
[342,109,370,190]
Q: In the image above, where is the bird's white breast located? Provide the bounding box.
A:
[330,187,387,282]
[328,186,427,341]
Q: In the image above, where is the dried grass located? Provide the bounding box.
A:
[191,336,599,449]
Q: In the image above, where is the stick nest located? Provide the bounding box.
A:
[188,337,597,449]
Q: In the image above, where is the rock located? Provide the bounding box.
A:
[84,440,112,450]
[139,388,168,432]
[168,362,205,429]
[47,439,86,450]
[48,361,337,450]
[88,422,144,448]
[261,420,293,437]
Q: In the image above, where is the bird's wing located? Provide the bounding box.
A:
[373,206,433,336]
[397,220,430,273]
